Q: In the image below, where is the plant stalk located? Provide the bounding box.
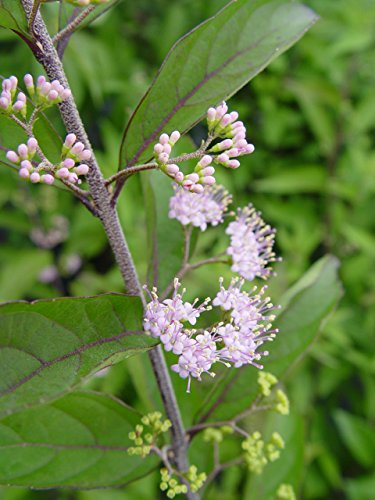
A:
[20,2,196,496]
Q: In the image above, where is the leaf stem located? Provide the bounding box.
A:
[52,5,96,45]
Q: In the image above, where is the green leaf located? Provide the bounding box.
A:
[334,410,375,468]
[254,165,327,194]
[0,294,158,417]
[141,170,184,291]
[194,255,342,422]
[0,1,30,38]
[0,391,159,488]
[120,0,318,166]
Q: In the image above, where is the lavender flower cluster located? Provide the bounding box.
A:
[169,184,232,231]
[144,279,278,392]
[145,103,281,390]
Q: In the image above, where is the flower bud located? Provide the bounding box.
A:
[202,175,216,185]
[228,160,240,169]
[57,167,70,179]
[159,133,169,145]
[27,137,38,152]
[0,97,9,109]
[166,164,179,175]
[64,133,76,148]
[158,152,169,164]
[71,142,84,154]
[191,184,204,193]
[41,82,51,96]
[174,171,184,182]
[163,143,172,155]
[207,107,216,122]
[199,155,212,168]
[17,144,28,158]
[6,151,19,163]
[41,174,55,185]
[217,153,229,164]
[37,75,46,87]
[79,149,92,161]
[169,130,180,144]
[75,164,89,175]
[185,173,199,183]
[200,166,215,176]
[61,158,75,169]
[20,160,33,171]
[19,168,30,178]
[48,90,59,101]
[68,172,78,183]
[154,143,163,154]
[30,172,41,183]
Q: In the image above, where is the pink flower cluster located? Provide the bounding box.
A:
[208,102,255,169]
[6,134,91,185]
[0,76,27,117]
[169,184,232,231]
[154,132,215,193]
[143,278,278,392]
[226,206,278,281]
[24,74,71,108]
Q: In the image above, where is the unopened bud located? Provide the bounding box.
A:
[30,172,40,183]
[75,164,89,175]
[41,174,55,185]
[19,168,30,178]
[6,151,19,163]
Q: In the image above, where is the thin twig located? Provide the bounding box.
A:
[161,253,228,301]
[53,5,96,45]
[105,162,158,186]
[111,134,216,204]
[205,457,243,485]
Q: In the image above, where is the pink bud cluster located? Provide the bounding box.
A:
[143,278,278,392]
[6,138,54,185]
[226,205,279,281]
[24,74,71,108]
[154,132,216,193]
[6,134,91,185]
[169,184,232,231]
[0,76,27,118]
[207,102,255,169]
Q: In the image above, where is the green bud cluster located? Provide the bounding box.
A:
[274,389,290,415]
[160,468,188,498]
[127,412,172,458]
[203,425,233,443]
[186,465,207,493]
[258,371,278,396]
[276,483,296,500]
[242,431,284,474]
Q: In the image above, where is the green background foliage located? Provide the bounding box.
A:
[0,0,374,498]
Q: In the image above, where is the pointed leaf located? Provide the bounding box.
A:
[120,0,318,167]
[0,391,159,488]
[0,0,30,38]
[0,294,158,417]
